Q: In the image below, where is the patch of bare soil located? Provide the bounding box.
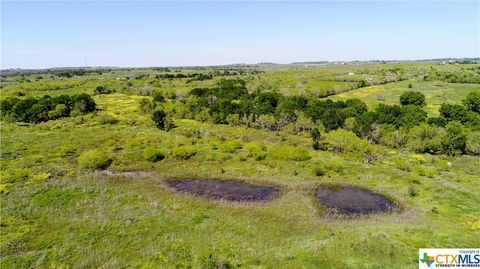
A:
[315,186,396,215]
[166,179,280,202]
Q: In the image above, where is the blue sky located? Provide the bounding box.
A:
[1,1,479,68]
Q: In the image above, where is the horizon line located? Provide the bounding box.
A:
[2,57,479,71]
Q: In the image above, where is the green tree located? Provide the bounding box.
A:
[441,121,467,155]
[399,91,426,106]
[439,103,478,126]
[73,94,96,113]
[310,127,322,150]
[463,91,480,114]
[152,109,167,130]
[397,105,428,128]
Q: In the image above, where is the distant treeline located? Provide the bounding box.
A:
[0,94,96,123]
[0,68,110,78]
[154,69,263,81]
[155,73,214,80]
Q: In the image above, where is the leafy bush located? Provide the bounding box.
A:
[269,145,310,161]
[254,114,278,131]
[397,105,428,128]
[152,109,167,129]
[379,125,408,148]
[324,159,345,173]
[220,140,242,153]
[427,117,447,127]
[394,158,413,171]
[400,91,426,106]
[323,129,372,154]
[464,91,480,113]
[408,185,418,197]
[152,91,166,103]
[94,86,115,95]
[78,150,112,170]
[413,164,437,178]
[314,166,326,176]
[441,121,467,155]
[139,98,153,114]
[406,124,444,154]
[152,109,174,131]
[98,115,119,125]
[243,142,267,160]
[466,131,480,156]
[439,103,478,126]
[73,94,96,114]
[310,128,322,150]
[143,148,165,162]
[172,145,197,160]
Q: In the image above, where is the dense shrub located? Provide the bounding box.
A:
[253,114,278,131]
[78,150,112,170]
[139,98,154,114]
[379,126,408,149]
[441,121,467,155]
[220,140,242,153]
[466,132,480,156]
[152,109,174,131]
[73,94,96,113]
[323,129,372,154]
[439,103,478,126]
[324,159,346,173]
[242,142,267,160]
[463,91,480,114]
[172,145,197,160]
[314,166,326,176]
[98,115,119,125]
[152,91,166,103]
[406,124,444,153]
[0,94,96,123]
[269,145,310,161]
[394,158,413,171]
[400,91,426,106]
[427,117,447,127]
[310,128,322,150]
[397,105,428,127]
[94,86,115,95]
[152,109,167,129]
[143,148,165,162]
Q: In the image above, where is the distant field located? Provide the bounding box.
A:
[329,80,480,115]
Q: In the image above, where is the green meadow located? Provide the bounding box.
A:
[330,80,480,116]
[1,62,479,268]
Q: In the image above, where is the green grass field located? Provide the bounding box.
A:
[1,63,479,268]
[330,80,480,115]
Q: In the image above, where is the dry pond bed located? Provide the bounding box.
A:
[166,179,280,202]
[315,186,396,215]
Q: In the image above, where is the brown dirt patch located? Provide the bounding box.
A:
[165,179,280,202]
[315,186,396,215]
[101,170,154,178]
